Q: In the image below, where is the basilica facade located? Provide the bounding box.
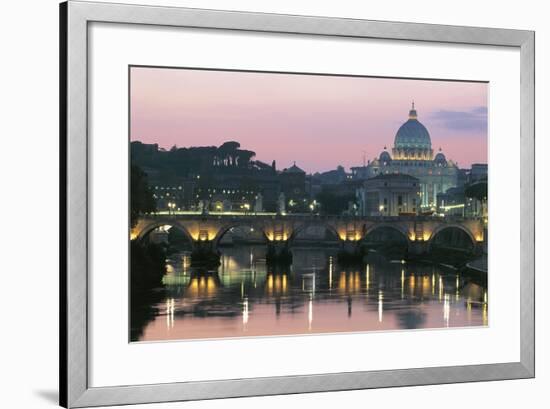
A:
[352,103,460,211]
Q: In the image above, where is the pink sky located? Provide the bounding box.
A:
[130,67,488,173]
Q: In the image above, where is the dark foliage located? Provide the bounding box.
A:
[465,181,487,202]
[130,240,166,292]
[130,164,156,228]
[315,190,356,215]
[131,140,257,182]
[129,240,167,341]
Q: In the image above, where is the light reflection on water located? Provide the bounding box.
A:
[135,245,487,341]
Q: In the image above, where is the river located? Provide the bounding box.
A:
[131,245,487,341]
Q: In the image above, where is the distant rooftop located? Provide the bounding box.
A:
[283,162,305,174]
[368,173,420,182]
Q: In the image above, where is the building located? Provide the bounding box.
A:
[436,163,488,218]
[314,165,351,184]
[357,174,420,216]
[351,103,460,210]
[436,186,466,217]
[131,141,282,212]
[280,162,307,210]
[151,182,194,211]
[468,163,488,183]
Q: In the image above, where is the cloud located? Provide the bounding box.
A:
[428,106,487,132]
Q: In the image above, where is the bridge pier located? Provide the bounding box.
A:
[408,240,429,256]
[337,240,364,264]
[190,240,221,267]
[266,241,293,264]
[474,240,485,256]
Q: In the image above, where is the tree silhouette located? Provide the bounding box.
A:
[465,180,487,201]
[130,164,156,228]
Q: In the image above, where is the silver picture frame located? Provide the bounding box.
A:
[60,1,535,407]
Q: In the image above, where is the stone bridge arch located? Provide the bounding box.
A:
[132,215,485,257]
[363,222,412,244]
[288,220,340,243]
[132,218,194,244]
[211,220,269,247]
[427,223,478,252]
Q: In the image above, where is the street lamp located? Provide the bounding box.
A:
[168,202,176,215]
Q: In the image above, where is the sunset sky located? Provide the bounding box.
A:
[130,66,488,174]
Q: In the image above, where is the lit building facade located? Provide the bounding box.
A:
[356,174,420,216]
[351,103,460,210]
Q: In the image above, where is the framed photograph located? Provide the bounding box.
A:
[60,1,534,407]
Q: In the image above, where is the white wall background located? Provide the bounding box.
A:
[0,0,547,408]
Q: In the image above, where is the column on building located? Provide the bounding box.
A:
[421,183,428,207]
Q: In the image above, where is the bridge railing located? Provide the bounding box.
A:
[138,212,483,224]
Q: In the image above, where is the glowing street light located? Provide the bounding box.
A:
[167,202,176,215]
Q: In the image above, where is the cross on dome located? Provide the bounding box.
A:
[394,101,431,153]
[409,101,418,119]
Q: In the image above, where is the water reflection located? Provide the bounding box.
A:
[132,245,488,341]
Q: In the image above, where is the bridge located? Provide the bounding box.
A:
[132,212,485,256]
